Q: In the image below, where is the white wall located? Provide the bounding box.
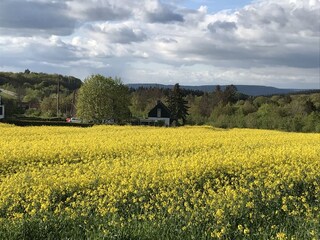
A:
[0,105,4,119]
[148,117,170,126]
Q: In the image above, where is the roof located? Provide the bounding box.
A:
[148,100,171,118]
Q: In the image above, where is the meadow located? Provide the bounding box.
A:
[0,124,319,239]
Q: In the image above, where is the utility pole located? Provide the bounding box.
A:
[72,90,76,116]
[57,77,60,117]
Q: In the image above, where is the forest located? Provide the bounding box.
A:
[0,71,319,132]
[0,71,82,117]
[130,86,320,132]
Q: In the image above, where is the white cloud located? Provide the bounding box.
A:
[0,0,319,88]
[87,22,147,44]
[66,0,132,22]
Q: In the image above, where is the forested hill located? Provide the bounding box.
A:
[0,71,82,91]
[127,84,309,96]
[0,71,314,96]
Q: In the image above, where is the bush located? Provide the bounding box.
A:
[3,119,93,127]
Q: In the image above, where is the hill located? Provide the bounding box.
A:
[127,83,312,96]
[0,71,82,118]
[0,71,82,92]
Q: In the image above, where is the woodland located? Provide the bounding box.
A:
[0,71,319,132]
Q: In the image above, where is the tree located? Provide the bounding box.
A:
[212,85,223,106]
[167,83,189,125]
[222,84,238,104]
[199,93,212,117]
[76,75,131,123]
[40,95,56,117]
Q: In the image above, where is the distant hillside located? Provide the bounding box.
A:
[127,84,310,96]
[0,71,82,92]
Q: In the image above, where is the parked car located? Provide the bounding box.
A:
[66,117,82,123]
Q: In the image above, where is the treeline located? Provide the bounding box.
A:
[0,71,319,132]
[129,86,207,118]
[0,71,82,117]
[188,91,320,132]
[130,86,320,132]
[0,70,82,91]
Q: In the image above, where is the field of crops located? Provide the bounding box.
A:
[0,124,319,239]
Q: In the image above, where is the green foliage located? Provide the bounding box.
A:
[130,88,167,117]
[167,83,189,125]
[198,93,213,117]
[0,71,81,118]
[0,71,82,91]
[240,101,257,115]
[1,70,318,131]
[188,92,320,132]
[222,84,238,104]
[76,75,131,123]
[129,85,319,132]
[0,98,23,117]
[253,96,270,108]
[40,96,57,117]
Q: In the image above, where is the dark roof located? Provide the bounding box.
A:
[148,100,171,118]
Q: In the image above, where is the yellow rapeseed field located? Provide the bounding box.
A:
[0,123,319,239]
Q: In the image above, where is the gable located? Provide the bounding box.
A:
[148,101,171,118]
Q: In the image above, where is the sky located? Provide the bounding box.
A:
[0,0,319,89]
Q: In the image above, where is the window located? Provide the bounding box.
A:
[0,106,2,115]
[157,108,161,118]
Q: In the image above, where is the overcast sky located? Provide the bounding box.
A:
[0,0,319,88]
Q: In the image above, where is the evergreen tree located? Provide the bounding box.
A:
[167,83,189,125]
[222,85,238,104]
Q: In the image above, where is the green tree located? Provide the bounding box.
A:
[23,88,42,106]
[76,75,131,123]
[167,83,189,125]
[212,85,223,106]
[199,93,212,117]
[241,100,257,115]
[222,85,238,104]
[40,95,56,117]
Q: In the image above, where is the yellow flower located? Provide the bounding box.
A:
[276,232,287,240]
[0,124,319,238]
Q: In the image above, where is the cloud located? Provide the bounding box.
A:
[0,0,76,36]
[144,0,184,23]
[168,0,320,70]
[67,0,132,22]
[0,0,319,88]
[207,21,237,33]
[88,23,147,44]
[124,62,319,89]
[146,10,184,23]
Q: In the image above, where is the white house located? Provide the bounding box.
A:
[140,100,171,126]
[0,96,4,120]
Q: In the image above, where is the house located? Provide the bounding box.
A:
[140,100,171,126]
[0,96,4,120]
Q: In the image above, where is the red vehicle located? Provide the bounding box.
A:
[66,117,82,123]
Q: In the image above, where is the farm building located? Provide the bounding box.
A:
[140,100,171,126]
